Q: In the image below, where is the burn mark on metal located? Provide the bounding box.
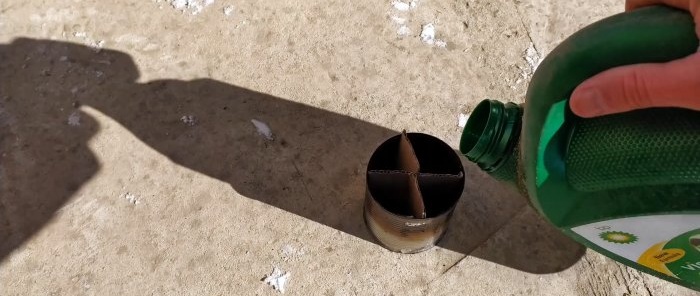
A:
[364,131,465,253]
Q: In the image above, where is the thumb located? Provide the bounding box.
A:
[570,53,700,118]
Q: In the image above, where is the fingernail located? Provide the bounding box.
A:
[571,88,604,118]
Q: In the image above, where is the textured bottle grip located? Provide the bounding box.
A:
[565,108,700,192]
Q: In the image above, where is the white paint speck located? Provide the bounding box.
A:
[73,32,105,53]
[142,43,160,52]
[68,111,81,126]
[180,115,198,126]
[524,42,542,73]
[420,23,435,44]
[170,0,214,15]
[397,25,411,37]
[263,267,290,293]
[458,113,470,128]
[234,20,248,29]
[251,119,273,141]
[390,15,406,25]
[59,56,68,62]
[388,0,422,40]
[171,0,188,9]
[281,244,305,261]
[515,42,543,85]
[223,5,234,16]
[420,23,446,47]
[281,245,296,257]
[120,192,140,205]
[392,1,410,11]
[90,40,105,52]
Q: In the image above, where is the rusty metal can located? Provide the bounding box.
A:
[364,131,465,253]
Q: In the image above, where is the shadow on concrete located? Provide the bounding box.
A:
[0,38,584,273]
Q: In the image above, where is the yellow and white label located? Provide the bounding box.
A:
[571,214,700,285]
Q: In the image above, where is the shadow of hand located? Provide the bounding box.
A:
[0,38,584,273]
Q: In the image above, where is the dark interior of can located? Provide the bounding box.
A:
[367,133,465,218]
[407,133,464,175]
[366,134,403,171]
[366,171,415,216]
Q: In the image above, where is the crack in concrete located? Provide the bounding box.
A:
[625,266,654,296]
[292,160,313,202]
[582,255,602,296]
[510,0,540,54]
[642,278,654,296]
[614,263,632,295]
[439,254,467,276]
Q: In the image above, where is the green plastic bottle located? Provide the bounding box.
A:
[460,6,700,291]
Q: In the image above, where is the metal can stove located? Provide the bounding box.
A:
[364,131,465,253]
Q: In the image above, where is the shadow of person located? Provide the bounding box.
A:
[0,38,584,273]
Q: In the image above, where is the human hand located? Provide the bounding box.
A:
[570,0,700,118]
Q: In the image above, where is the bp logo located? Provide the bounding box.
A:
[600,231,638,244]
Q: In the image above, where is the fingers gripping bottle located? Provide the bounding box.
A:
[460,6,700,291]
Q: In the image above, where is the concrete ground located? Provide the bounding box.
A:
[0,0,696,295]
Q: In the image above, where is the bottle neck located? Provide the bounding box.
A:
[459,99,522,182]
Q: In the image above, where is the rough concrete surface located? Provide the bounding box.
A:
[0,0,696,295]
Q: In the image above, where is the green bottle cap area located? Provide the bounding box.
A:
[459,99,521,182]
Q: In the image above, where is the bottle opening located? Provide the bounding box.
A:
[459,100,493,161]
[459,99,522,180]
